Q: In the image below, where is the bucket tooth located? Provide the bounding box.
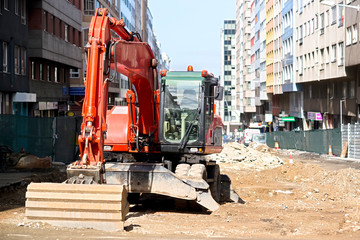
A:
[196,190,220,212]
[25,183,128,232]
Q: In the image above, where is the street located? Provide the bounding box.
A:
[0,143,360,239]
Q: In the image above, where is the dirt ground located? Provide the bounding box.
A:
[1,143,360,239]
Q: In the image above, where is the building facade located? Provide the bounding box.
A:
[0,0,34,115]
[28,0,82,117]
[220,20,239,134]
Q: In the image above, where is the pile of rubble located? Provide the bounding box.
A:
[208,142,284,171]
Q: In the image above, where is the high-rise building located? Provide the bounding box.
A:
[220,20,239,134]
[251,0,267,124]
[236,0,252,128]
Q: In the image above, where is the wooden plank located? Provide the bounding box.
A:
[26,191,124,201]
[25,200,124,211]
[27,183,126,193]
[25,209,125,221]
[340,142,348,158]
[25,183,129,232]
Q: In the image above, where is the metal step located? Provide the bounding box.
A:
[25,183,128,231]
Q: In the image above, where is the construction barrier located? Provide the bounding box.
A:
[266,128,341,156]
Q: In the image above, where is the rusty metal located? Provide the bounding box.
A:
[25,183,128,231]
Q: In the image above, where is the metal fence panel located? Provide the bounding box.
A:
[341,123,360,159]
[53,117,82,164]
[0,115,54,157]
[266,128,341,156]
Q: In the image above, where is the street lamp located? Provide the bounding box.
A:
[321,1,360,11]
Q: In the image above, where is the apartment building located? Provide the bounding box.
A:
[251,0,267,124]
[295,0,348,130]
[0,0,33,115]
[281,0,303,130]
[28,0,82,117]
[343,0,360,126]
[220,20,239,134]
[236,0,252,129]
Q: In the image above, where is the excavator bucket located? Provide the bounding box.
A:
[105,163,239,212]
[25,183,129,231]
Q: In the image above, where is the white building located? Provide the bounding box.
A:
[220,20,240,134]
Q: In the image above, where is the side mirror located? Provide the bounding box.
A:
[215,86,224,101]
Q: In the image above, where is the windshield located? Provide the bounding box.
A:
[163,78,202,143]
[252,134,266,142]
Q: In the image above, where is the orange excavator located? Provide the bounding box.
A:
[25,9,239,231]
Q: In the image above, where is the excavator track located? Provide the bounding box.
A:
[25,183,129,231]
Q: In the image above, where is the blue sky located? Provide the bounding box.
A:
[148,0,235,77]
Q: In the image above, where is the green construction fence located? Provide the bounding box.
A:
[266,128,342,156]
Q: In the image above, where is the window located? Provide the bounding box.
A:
[4,0,8,10]
[320,13,325,34]
[52,15,55,35]
[65,24,68,42]
[20,0,26,24]
[326,47,330,64]
[39,63,43,80]
[311,18,314,34]
[84,0,95,15]
[346,27,352,46]
[14,45,20,74]
[349,81,355,98]
[54,67,58,83]
[58,20,62,38]
[47,65,50,81]
[61,68,65,83]
[21,47,26,75]
[2,42,8,72]
[352,24,358,43]
[331,44,336,63]
[342,82,348,98]
[326,10,330,27]
[331,6,336,25]
[299,56,303,75]
[338,2,344,27]
[44,11,47,31]
[15,0,19,15]
[31,61,35,79]
[338,42,344,66]
[320,48,324,69]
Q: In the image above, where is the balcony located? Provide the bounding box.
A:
[244,105,256,113]
[244,90,255,98]
[260,91,268,100]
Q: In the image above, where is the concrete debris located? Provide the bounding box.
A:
[208,142,283,170]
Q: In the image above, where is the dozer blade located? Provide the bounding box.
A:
[25,183,129,232]
[106,163,220,211]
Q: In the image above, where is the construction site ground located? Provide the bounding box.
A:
[1,143,360,239]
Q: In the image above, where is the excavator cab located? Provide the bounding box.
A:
[159,68,224,155]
